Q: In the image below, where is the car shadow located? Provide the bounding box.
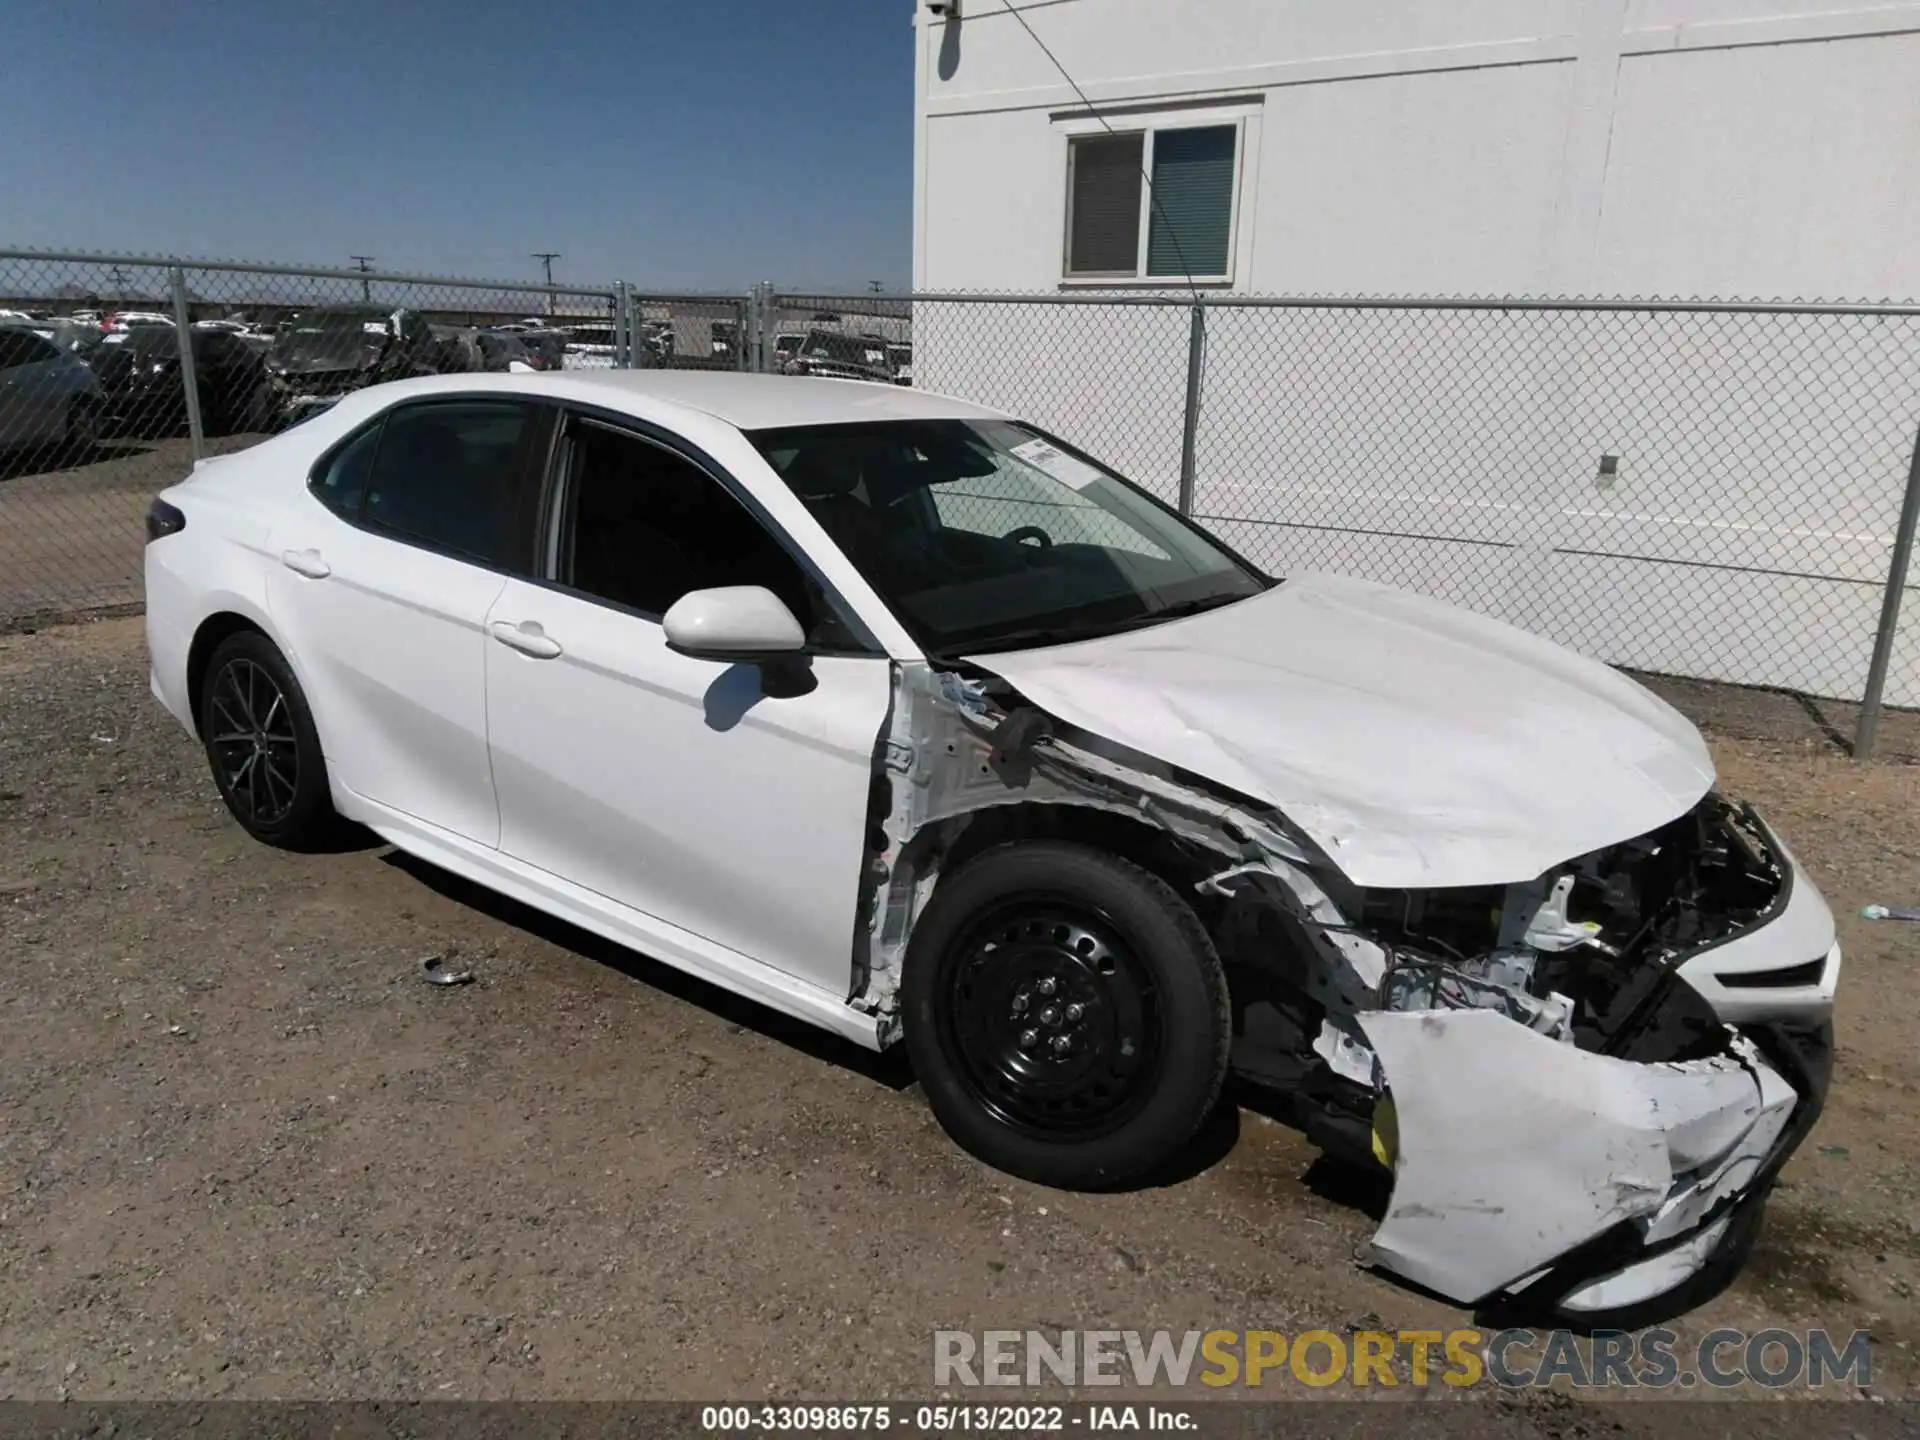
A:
[378,847,916,1092]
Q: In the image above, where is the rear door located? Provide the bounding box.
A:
[267,396,548,845]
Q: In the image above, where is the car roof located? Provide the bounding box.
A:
[400,370,1006,431]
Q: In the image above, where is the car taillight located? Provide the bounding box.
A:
[145,498,186,542]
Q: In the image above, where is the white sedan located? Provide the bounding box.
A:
[144,371,1839,1322]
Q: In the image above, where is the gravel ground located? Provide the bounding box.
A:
[0,617,1915,1416]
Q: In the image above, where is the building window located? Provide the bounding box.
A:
[1065,123,1238,282]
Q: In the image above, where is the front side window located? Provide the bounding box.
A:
[749,419,1267,655]
[360,400,536,564]
[552,418,868,652]
[1066,123,1238,282]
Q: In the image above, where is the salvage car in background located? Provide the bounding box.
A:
[263,306,436,428]
[143,371,1839,1326]
[90,325,273,436]
[780,329,895,383]
[0,323,102,451]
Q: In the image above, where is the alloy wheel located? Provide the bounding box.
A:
[206,656,301,827]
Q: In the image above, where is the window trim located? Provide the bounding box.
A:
[524,402,888,659]
[302,394,554,577]
[1057,104,1256,289]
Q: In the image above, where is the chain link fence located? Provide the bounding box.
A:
[5,251,1918,756]
[0,249,755,629]
[778,289,1920,757]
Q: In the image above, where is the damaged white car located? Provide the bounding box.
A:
[144,371,1839,1322]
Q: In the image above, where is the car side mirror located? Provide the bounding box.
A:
[663,586,806,662]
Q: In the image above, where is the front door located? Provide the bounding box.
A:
[483,415,891,996]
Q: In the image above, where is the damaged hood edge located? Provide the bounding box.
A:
[965,573,1715,890]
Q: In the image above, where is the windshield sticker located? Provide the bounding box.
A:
[1011,437,1104,491]
[103,332,130,344]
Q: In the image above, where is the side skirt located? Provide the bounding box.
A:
[334,782,885,1052]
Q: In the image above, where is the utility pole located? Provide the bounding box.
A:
[532,252,561,315]
[349,256,375,303]
[868,279,883,293]
[107,265,129,300]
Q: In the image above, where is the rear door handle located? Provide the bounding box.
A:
[490,619,562,659]
[281,548,331,579]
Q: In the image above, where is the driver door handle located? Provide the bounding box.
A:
[490,619,563,660]
[281,548,331,579]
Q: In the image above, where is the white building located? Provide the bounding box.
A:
[909,0,1920,704]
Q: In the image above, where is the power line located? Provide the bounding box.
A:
[996,0,1201,302]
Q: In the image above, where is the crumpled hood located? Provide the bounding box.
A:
[966,573,1715,889]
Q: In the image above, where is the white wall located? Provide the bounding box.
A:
[912,0,1920,704]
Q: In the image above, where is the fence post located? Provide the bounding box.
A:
[167,266,205,462]
[1855,419,1920,760]
[613,282,634,369]
[1177,301,1206,515]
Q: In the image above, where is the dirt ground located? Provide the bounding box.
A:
[0,617,1915,1418]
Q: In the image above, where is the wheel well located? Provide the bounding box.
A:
[185,612,266,737]
[935,803,1224,912]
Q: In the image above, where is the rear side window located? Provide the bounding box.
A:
[361,401,537,564]
[310,420,383,519]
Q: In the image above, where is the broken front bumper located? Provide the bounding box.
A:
[1354,835,1837,1316]
[1359,1007,1830,1315]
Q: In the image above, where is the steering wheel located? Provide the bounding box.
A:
[1004,525,1053,550]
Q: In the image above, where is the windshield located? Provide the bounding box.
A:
[749,418,1268,654]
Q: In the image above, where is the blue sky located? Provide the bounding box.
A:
[2,0,913,291]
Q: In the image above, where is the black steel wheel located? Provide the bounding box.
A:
[198,630,331,846]
[944,901,1161,1142]
[903,841,1230,1190]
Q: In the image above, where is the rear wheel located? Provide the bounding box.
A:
[198,631,332,847]
[903,841,1230,1190]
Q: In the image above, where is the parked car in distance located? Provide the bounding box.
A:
[0,323,103,452]
[560,322,616,370]
[41,319,107,360]
[780,329,895,383]
[89,325,273,436]
[143,370,1841,1327]
[263,306,437,427]
[194,318,274,356]
[887,342,913,386]
[510,329,569,372]
[773,332,804,364]
[104,310,176,332]
[431,329,544,375]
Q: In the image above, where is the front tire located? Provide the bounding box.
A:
[903,841,1230,1190]
[198,631,332,847]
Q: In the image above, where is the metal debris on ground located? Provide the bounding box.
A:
[419,955,474,987]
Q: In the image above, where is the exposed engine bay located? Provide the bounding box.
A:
[855,659,1835,1316]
